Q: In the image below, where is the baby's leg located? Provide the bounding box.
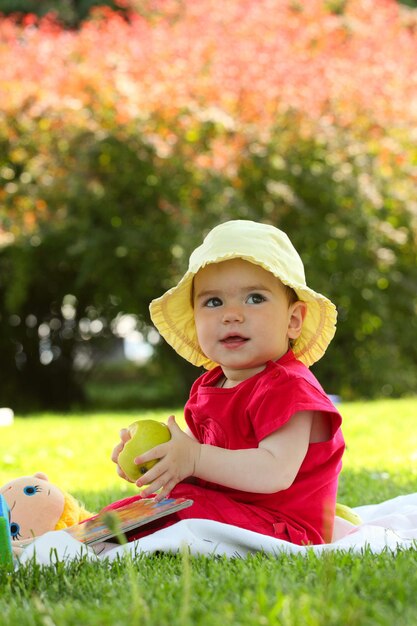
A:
[126,482,277,542]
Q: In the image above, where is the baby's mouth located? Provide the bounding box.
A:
[221,335,248,345]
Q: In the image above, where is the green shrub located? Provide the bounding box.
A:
[0,0,130,27]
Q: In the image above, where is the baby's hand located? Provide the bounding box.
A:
[111,428,134,482]
[135,415,201,500]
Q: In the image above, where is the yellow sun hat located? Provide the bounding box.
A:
[149,220,337,368]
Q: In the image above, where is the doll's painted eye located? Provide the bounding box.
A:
[23,485,41,496]
[10,522,22,540]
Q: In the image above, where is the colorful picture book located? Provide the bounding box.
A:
[0,494,13,568]
[65,497,193,545]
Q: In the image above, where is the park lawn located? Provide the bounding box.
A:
[1,397,417,626]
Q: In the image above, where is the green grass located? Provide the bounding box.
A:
[1,398,417,626]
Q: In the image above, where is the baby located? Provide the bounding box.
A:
[112,220,345,545]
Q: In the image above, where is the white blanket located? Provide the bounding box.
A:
[16,492,417,566]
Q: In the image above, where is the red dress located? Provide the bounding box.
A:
[109,351,345,545]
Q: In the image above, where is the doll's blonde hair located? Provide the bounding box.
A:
[54,491,93,530]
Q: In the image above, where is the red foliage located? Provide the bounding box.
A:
[1,0,416,129]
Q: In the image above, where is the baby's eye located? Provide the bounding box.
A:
[23,485,41,496]
[247,293,266,304]
[10,522,22,540]
[204,297,223,308]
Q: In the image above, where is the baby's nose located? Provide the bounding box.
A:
[222,305,244,322]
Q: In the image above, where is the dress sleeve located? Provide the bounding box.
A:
[248,369,342,442]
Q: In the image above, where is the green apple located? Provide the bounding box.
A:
[118,419,171,482]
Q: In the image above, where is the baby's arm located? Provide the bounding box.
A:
[195,411,313,493]
[136,411,313,499]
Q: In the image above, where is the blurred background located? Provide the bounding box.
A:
[0,0,416,413]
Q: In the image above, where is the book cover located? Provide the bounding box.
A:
[0,494,14,568]
[65,497,193,545]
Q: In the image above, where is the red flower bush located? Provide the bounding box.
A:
[1,0,416,236]
[1,0,416,127]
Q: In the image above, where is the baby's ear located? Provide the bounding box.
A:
[33,472,49,481]
[287,301,307,340]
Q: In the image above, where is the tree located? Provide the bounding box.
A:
[0,129,186,410]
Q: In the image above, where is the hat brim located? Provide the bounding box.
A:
[149,256,337,369]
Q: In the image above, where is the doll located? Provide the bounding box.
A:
[0,473,155,556]
[0,473,94,554]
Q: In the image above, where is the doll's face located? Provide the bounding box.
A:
[0,473,65,541]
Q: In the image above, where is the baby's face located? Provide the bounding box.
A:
[0,474,65,541]
[193,258,306,381]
